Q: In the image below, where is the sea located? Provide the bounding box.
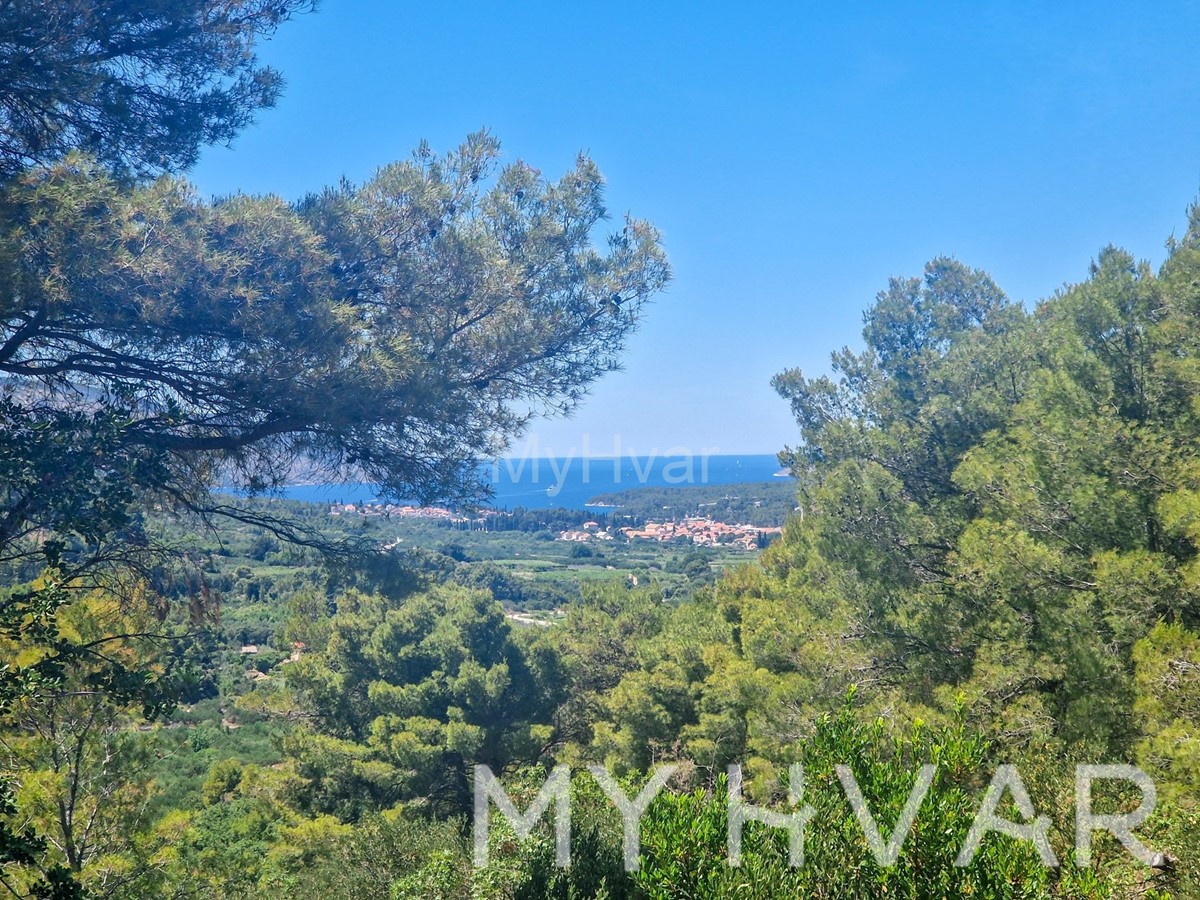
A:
[282,454,790,512]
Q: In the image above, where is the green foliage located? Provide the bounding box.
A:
[0,136,667,514]
[534,244,1200,895]
[631,705,1110,899]
[1133,623,1200,800]
[723,248,1200,764]
[255,709,1120,899]
[0,1,315,181]
[159,795,289,897]
[0,13,668,891]
[282,585,564,816]
[0,592,175,895]
[6,5,1200,895]
[276,813,471,900]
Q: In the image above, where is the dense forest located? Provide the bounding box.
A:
[2,3,1199,899]
[7,225,1200,900]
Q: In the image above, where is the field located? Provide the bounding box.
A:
[147,481,786,647]
[121,483,782,818]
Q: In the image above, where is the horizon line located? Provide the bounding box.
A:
[487,451,784,461]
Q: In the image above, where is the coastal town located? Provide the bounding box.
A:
[328,502,780,551]
[558,516,781,551]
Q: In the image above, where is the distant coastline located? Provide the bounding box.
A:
[280,454,792,512]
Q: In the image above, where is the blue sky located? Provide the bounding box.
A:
[190,1,1200,456]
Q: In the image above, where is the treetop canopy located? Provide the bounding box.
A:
[0,133,670,524]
